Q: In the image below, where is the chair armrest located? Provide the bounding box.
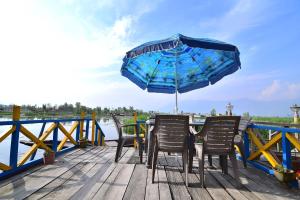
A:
[121,123,137,127]
[190,127,205,141]
[149,126,155,132]
[189,126,199,135]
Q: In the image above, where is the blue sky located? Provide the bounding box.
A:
[0,0,300,116]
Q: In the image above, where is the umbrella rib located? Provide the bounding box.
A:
[145,55,163,87]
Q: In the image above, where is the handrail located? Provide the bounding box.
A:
[0,105,105,180]
[243,122,300,177]
[252,120,300,128]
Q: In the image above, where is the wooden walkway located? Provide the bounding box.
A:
[1,144,300,200]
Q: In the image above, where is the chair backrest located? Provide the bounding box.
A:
[154,115,189,152]
[111,114,122,139]
[202,116,241,154]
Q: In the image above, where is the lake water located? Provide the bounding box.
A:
[0,117,118,166]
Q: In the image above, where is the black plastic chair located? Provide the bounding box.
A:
[111,114,144,163]
[151,115,190,186]
[195,116,241,187]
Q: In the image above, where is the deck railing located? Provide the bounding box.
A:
[0,105,105,180]
[244,122,300,176]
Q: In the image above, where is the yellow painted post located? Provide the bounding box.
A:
[102,135,105,146]
[98,128,101,146]
[80,111,85,140]
[133,112,137,148]
[13,105,21,121]
[91,112,96,146]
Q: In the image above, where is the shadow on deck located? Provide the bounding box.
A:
[0,143,300,200]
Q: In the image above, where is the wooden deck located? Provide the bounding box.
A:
[1,143,300,200]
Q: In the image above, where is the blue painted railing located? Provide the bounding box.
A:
[243,123,300,186]
[0,107,105,180]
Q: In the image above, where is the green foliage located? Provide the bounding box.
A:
[252,116,293,123]
[123,113,150,135]
[243,112,250,118]
[0,103,148,119]
[210,108,216,116]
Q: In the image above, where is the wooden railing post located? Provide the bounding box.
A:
[10,105,21,169]
[52,122,58,153]
[80,112,85,140]
[244,129,250,159]
[133,112,137,148]
[282,131,292,169]
[85,119,90,140]
[76,120,80,142]
[95,127,99,145]
[91,112,96,146]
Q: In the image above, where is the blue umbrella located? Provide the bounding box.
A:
[121,34,241,113]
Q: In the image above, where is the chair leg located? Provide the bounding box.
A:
[199,153,205,188]
[237,142,247,168]
[208,155,212,167]
[147,133,154,168]
[152,142,158,183]
[229,153,242,187]
[115,139,124,162]
[220,155,228,174]
[188,139,194,173]
[139,142,143,164]
[183,150,189,186]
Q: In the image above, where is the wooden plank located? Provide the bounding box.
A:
[228,160,300,200]
[69,148,131,200]
[62,147,102,163]
[164,154,192,200]
[71,162,118,200]
[25,147,109,199]
[38,162,97,199]
[118,147,135,164]
[123,164,148,200]
[176,158,212,200]
[222,159,292,200]
[0,161,81,199]
[208,170,248,200]
[0,146,98,199]
[145,167,159,200]
[210,157,263,200]
[220,172,263,200]
[26,162,88,200]
[157,157,173,200]
[92,163,135,200]
[0,147,82,189]
[198,171,233,200]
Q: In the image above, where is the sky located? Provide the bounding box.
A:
[0,0,300,116]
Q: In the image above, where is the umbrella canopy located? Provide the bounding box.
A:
[121,34,241,112]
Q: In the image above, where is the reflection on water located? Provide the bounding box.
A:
[0,117,117,165]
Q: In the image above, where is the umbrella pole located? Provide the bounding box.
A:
[175,91,178,114]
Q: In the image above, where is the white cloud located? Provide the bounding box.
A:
[259,80,300,101]
[0,0,167,108]
[260,80,281,98]
[0,1,142,105]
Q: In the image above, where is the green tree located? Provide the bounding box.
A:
[210,108,216,116]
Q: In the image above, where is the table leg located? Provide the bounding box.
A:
[188,134,195,173]
[145,125,148,154]
[146,126,154,168]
